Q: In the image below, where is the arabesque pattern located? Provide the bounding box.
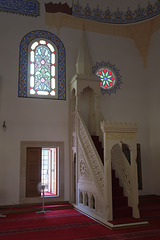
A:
[0,0,39,17]
[73,1,160,24]
[77,112,104,194]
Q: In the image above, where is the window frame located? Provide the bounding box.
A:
[18,30,66,100]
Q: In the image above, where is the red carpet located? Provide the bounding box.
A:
[0,195,160,240]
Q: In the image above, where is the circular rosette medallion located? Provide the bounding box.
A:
[92,61,122,95]
[97,68,116,90]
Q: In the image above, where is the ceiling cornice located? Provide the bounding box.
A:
[45,12,160,67]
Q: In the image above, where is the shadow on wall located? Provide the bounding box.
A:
[0,189,8,205]
[0,77,7,132]
[0,76,2,118]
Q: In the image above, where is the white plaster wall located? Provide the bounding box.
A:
[0,5,70,205]
[147,29,160,195]
[0,2,156,205]
[86,31,151,195]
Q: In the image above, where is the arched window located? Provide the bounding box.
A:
[29,39,56,97]
[18,30,66,100]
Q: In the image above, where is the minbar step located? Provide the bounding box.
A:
[113,206,132,219]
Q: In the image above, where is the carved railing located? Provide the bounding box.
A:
[71,111,107,221]
[111,143,132,206]
[77,111,104,195]
[72,112,139,221]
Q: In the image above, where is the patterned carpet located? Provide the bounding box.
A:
[0,195,159,240]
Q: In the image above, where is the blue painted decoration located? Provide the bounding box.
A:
[0,0,40,17]
[72,1,160,24]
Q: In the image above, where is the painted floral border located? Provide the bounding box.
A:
[73,1,160,24]
[0,0,40,17]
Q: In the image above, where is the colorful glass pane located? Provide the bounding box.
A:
[29,40,55,97]
[97,68,116,90]
[18,30,66,100]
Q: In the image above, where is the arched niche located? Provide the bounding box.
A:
[70,88,76,112]
[90,194,95,209]
[80,86,96,135]
[84,192,89,206]
[79,191,83,204]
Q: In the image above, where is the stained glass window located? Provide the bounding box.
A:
[92,60,122,95]
[18,30,66,100]
[29,40,56,97]
[97,68,116,90]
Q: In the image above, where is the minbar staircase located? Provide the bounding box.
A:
[91,135,132,221]
[91,135,104,164]
[112,169,132,219]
